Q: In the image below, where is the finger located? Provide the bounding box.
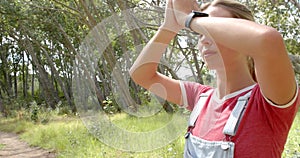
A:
[193,0,200,11]
[166,0,173,9]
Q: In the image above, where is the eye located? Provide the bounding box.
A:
[199,34,205,41]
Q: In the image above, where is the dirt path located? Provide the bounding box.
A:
[0,132,56,158]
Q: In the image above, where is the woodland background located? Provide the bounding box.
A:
[0,0,300,121]
[0,0,300,157]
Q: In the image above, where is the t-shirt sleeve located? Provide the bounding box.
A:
[263,85,299,109]
[251,85,300,134]
[179,81,211,111]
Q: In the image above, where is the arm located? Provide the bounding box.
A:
[129,0,184,105]
[191,18,296,105]
[172,0,297,105]
[129,29,183,105]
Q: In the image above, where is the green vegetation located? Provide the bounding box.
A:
[282,111,300,158]
[0,113,184,158]
[0,144,5,150]
[0,110,299,158]
[1,0,299,121]
[0,1,299,157]
[111,112,174,132]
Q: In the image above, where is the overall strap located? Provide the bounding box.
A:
[223,90,252,136]
[188,89,214,127]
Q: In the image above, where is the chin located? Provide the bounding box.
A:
[204,57,225,70]
[206,64,223,70]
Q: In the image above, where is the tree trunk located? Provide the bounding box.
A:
[191,49,205,84]
[23,39,59,109]
[42,47,75,112]
[22,52,27,98]
[31,66,35,97]
[0,89,4,117]
[13,64,18,98]
[77,0,138,111]
[7,74,13,98]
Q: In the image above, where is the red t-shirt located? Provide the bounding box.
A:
[180,81,300,158]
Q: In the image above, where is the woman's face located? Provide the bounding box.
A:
[198,6,235,69]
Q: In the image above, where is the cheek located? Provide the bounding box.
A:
[197,41,203,51]
[197,43,205,57]
[197,40,201,48]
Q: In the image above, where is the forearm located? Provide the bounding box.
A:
[129,29,177,87]
[190,17,276,57]
[191,17,297,104]
[153,28,177,44]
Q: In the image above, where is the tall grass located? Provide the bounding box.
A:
[0,118,35,134]
[19,114,185,158]
[0,111,299,158]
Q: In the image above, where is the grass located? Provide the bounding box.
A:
[0,112,185,158]
[0,118,35,134]
[0,111,299,158]
[20,114,185,158]
[110,112,173,131]
[0,144,5,150]
[282,111,300,157]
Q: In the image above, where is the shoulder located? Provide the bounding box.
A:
[180,81,212,110]
[251,84,300,109]
[180,81,213,95]
[242,85,299,140]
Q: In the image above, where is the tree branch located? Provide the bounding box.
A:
[289,0,300,10]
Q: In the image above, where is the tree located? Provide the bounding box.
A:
[0,0,299,117]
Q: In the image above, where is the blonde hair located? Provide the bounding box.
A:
[200,0,254,21]
[201,0,256,82]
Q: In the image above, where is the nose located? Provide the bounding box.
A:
[199,35,212,46]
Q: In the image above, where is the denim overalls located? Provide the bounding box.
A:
[184,90,252,158]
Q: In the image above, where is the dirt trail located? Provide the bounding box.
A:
[0,131,56,158]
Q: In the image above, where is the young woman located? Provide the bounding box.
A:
[130,0,299,157]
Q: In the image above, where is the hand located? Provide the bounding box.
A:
[160,0,183,33]
[172,0,199,27]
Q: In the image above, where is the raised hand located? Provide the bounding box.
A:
[172,0,199,27]
[160,0,184,33]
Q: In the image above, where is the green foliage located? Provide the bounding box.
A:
[0,144,5,150]
[1,0,298,116]
[30,102,39,123]
[248,0,300,55]
[0,110,299,157]
[102,96,120,114]
[27,101,66,124]
[238,0,300,84]
[55,101,73,116]
[0,117,34,134]
[0,99,74,125]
